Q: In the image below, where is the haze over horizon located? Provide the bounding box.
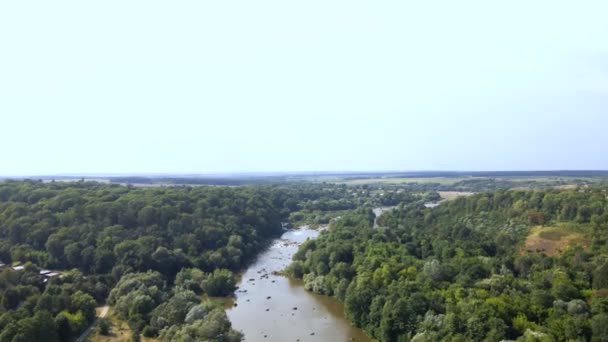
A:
[4,170,608,179]
[2,1,607,175]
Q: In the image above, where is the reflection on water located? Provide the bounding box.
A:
[226,227,372,342]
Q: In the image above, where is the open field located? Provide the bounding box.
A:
[334,175,606,192]
[438,191,474,201]
[523,224,590,256]
[338,177,470,185]
[12,171,608,188]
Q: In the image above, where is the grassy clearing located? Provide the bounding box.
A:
[88,313,130,342]
[538,229,570,241]
[203,294,235,309]
[523,224,590,256]
[88,311,159,342]
[553,184,579,190]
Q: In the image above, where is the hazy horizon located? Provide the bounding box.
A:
[2,1,607,174]
[3,170,608,179]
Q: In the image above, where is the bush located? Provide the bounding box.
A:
[142,325,157,337]
[98,318,111,335]
[202,269,236,297]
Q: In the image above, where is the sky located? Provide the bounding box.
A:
[1,1,607,175]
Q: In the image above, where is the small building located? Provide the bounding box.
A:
[12,265,25,271]
[39,269,52,275]
[44,272,61,278]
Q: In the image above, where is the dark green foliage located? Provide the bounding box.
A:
[0,180,413,340]
[0,269,104,342]
[1,287,20,310]
[158,305,242,342]
[108,271,167,330]
[107,271,241,340]
[591,313,608,342]
[6,179,608,341]
[149,289,200,331]
[98,317,110,335]
[0,180,286,274]
[202,269,236,297]
[593,262,608,289]
[0,180,304,341]
[174,267,206,293]
[290,188,608,341]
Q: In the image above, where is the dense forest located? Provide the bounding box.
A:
[0,180,293,341]
[4,179,608,341]
[0,180,427,341]
[288,188,608,341]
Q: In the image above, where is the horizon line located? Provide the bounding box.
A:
[2,169,608,179]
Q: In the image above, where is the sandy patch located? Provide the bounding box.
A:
[523,225,590,256]
[438,191,474,201]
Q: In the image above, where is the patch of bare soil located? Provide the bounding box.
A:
[523,226,590,256]
[438,191,474,201]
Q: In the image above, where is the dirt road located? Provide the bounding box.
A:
[75,305,110,342]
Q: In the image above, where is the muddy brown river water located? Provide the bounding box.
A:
[226,227,372,342]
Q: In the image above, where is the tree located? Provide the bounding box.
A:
[593,262,608,289]
[202,269,236,297]
[2,287,20,310]
[71,291,97,322]
[149,290,199,331]
[185,302,217,324]
[98,318,111,336]
[175,268,206,293]
[591,314,608,342]
[159,308,242,342]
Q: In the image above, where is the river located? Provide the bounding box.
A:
[226,227,372,342]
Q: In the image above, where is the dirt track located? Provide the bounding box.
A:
[75,305,110,342]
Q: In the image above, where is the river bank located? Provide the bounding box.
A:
[226,227,371,342]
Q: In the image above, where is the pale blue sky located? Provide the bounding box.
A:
[1,1,607,175]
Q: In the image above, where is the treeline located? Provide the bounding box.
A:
[289,188,608,341]
[284,184,437,227]
[352,178,591,193]
[446,178,589,192]
[108,176,290,186]
[0,180,422,276]
[0,180,288,276]
[342,170,608,179]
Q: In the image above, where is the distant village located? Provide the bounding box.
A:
[0,261,62,282]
